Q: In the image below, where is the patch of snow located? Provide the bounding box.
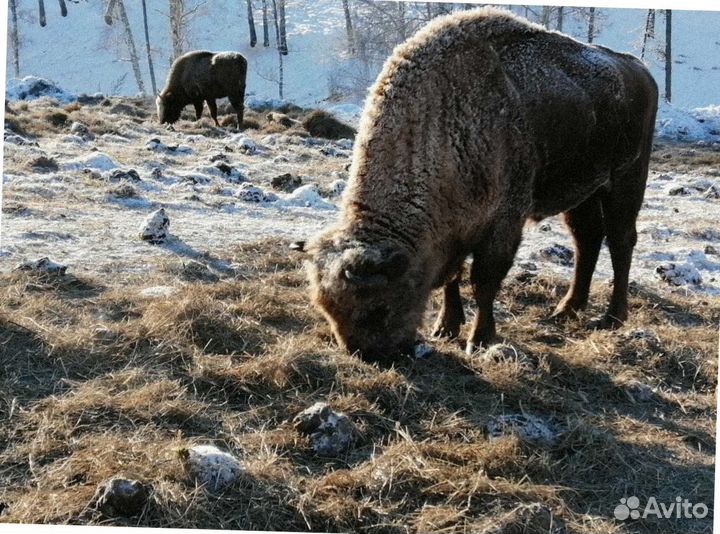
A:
[5,76,77,102]
[63,153,118,171]
[486,414,563,445]
[655,262,703,286]
[276,184,336,210]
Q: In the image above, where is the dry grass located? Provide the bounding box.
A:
[0,238,716,533]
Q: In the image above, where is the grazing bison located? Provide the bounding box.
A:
[304,8,658,360]
[156,50,247,128]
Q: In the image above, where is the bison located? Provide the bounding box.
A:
[303,8,658,361]
[156,50,247,128]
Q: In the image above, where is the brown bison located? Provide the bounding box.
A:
[156,50,247,128]
[303,8,658,360]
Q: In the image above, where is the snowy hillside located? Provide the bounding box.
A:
[5,1,720,109]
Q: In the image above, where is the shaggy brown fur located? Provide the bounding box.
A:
[156,50,247,128]
[306,8,658,360]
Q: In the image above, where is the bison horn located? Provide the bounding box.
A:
[343,269,387,287]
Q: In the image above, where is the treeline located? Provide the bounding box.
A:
[7,1,676,102]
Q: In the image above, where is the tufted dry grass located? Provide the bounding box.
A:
[0,237,716,533]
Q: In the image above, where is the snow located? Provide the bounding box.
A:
[4,4,720,110]
[5,76,77,102]
[62,153,119,171]
[656,102,720,141]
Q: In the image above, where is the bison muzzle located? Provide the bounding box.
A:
[305,8,659,361]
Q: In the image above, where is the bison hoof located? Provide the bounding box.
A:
[588,314,624,330]
[465,340,491,355]
[431,323,461,340]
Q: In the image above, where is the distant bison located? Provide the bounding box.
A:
[156,50,247,128]
[304,8,658,360]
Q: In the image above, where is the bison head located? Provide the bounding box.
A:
[156,91,182,124]
[305,235,427,361]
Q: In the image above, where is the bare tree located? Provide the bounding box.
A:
[246,0,257,47]
[277,0,288,54]
[342,0,356,55]
[557,6,563,31]
[271,0,284,98]
[169,0,184,59]
[37,0,69,27]
[9,0,20,77]
[588,7,596,43]
[665,9,672,102]
[141,0,158,94]
[262,0,270,46]
[640,9,655,60]
[105,0,146,95]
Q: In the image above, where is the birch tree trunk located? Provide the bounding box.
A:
[262,0,270,46]
[587,7,596,43]
[9,0,20,76]
[665,9,672,102]
[38,0,47,27]
[117,0,146,95]
[169,0,184,59]
[342,0,355,55]
[141,0,158,94]
[246,0,257,47]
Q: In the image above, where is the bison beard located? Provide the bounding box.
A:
[305,8,659,361]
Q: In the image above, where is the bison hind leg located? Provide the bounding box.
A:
[228,93,245,130]
[552,195,605,321]
[431,274,465,340]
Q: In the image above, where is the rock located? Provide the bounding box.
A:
[625,381,655,403]
[533,244,574,266]
[178,444,245,491]
[139,208,169,244]
[538,222,552,232]
[235,183,276,203]
[703,184,720,199]
[329,179,347,198]
[668,185,691,196]
[89,477,150,517]
[70,121,94,140]
[210,153,229,163]
[486,414,562,445]
[705,245,718,255]
[655,262,702,286]
[108,183,138,199]
[477,343,533,367]
[14,257,67,276]
[150,167,163,179]
[517,261,538,271]
[266,112,296,128]
[236,136,258,154]
[413,342,435,359]
[271,173,302,193]
[107,168,141,183]
[293,402,357,456]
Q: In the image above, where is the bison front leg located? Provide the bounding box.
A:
[229,90,245,130]
[193,100,204,120]
[206,99,220,127]
[431,274,465,339]
[552,195,605,320]
[466,224,523,354]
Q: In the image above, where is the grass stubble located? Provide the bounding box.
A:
[0,97,717,533]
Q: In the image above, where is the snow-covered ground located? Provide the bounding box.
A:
[1,85,719,301]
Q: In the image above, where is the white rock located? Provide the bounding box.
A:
[235,183,276,203]
[180,444,245,491]
[139,208,169,243]
[235,136,258,154]
[329,179,347,198]
[293,402,357,456]
[14,257,67,275]
[486,414,561,445]
[655,262,703,286]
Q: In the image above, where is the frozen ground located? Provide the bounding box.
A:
[1,92,720,304]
